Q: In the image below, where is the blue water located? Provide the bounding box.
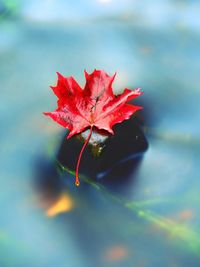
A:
[0,1,200,266]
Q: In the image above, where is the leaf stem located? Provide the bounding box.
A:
[75,126,93,186]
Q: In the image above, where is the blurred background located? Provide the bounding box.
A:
[0,0,200,266]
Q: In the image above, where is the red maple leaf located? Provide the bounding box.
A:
[44,70,143,186]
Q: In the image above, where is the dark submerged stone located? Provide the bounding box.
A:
[57,118,148,181]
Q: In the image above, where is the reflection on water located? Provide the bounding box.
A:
[0,1,200,266]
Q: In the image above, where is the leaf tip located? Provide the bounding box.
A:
[56,72,63,79]
[84,69,89,79]
[135,88,143,95]
[137,105,144,110]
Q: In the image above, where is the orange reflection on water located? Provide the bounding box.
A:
[178,209,194,221]
[103,245,129,263]
[46,193,74,217]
